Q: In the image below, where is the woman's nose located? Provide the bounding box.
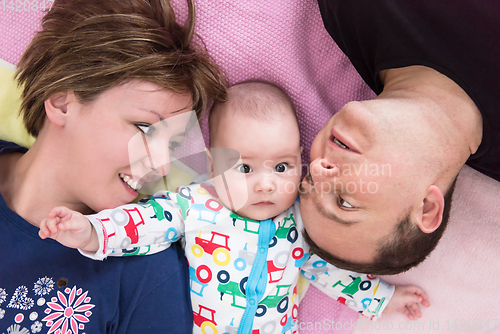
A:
[144,156,170,177]
[141,145,171,179]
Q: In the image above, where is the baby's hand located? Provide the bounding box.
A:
[39,206,98,252]
[383,285,430,320]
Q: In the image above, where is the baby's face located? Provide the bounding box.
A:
[210,113,302,221]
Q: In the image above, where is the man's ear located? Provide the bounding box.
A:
[416,185,445,233]
[44,92,72,127]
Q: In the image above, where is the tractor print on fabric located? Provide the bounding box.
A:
[84,182,394,333]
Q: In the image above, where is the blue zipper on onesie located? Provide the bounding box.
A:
[237,219,276,334]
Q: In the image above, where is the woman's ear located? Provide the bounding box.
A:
[416,185,445,233]
[44,92,72,127]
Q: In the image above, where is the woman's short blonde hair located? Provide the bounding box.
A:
[16,0,227,137]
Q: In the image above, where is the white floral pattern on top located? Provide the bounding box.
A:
[33,277,55,296]
[5,324,30,334]
[7,286,33,311]
[31,320,43,333]
[0,288,7,304]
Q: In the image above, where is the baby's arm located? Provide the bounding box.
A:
[301,254,429,320]
[39,206,99,252]
[383,285,430,320]
[39,192,185,260]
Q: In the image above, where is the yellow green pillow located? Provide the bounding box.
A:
[0,63,35,148]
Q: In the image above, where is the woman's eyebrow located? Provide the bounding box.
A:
[138,108,164,121]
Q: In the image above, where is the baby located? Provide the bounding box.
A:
[40,81,429,334]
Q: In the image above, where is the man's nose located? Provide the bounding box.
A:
[309,158,339,182]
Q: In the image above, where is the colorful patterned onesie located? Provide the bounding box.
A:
[84,182,395,334]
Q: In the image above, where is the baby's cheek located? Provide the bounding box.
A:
[213,179,250,212]
[277,189,299,212]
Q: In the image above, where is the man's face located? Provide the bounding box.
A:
[300,99,422,264]
[211,113,302,221]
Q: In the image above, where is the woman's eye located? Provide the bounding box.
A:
[275,163,289,173]
[338,196,354,209]
[236,164,252,173]
[136,123,154,136]
[333,137,349,149]
[169,141,181,151]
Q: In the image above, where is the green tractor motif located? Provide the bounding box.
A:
[217,278,291,317]
[230,212,260,234]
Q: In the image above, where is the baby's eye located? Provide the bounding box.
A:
[236,164,252,174]
[338,196,354,209]
[275,163,289,173]
[136,123,154,136]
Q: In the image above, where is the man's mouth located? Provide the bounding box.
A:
[119,173,143,192]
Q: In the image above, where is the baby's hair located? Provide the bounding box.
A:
[209,81,297,145]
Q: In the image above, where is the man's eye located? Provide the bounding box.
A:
[333,137,349,149]
[275,163,289,173]
[136,123,154,136]
[338,196,354,209]
[236,164,252,173]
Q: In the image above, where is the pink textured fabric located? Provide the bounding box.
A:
[298,285,358,334]
[0,7,43,64]
[175,0,376,159]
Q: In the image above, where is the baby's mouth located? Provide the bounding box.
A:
[119,173,143,192]
[253,201,273,206]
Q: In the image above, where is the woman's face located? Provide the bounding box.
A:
[61,80,193,212]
